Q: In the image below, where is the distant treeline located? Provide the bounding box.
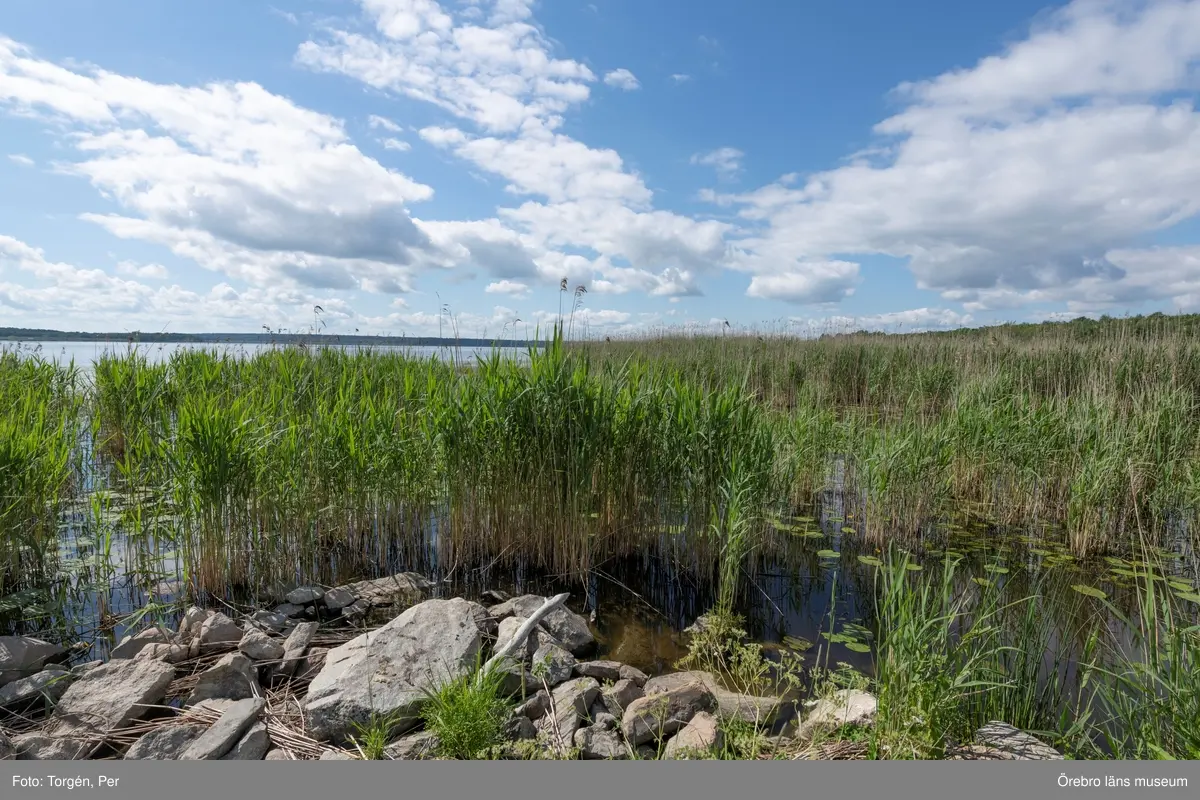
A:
[0,327,533,349]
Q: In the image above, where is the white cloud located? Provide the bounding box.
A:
[7,153,33,167]
[603,68,640,91]
[485,279,530,296]
[368,114,403,132]
[115,260,168,280]
[382,137,412,151]
[744,262,861,304]
[691,147,743,179]
[723,0,1200,312]
[788,307,974,334]
[0,36,440,295]
[670,73,691,83]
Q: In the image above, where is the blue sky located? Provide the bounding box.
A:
[2,0,1200,337]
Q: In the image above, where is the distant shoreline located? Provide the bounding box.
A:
[0,328,534,349]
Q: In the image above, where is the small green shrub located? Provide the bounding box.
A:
[420,665,511,760]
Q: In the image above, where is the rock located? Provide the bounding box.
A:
[248,610,292,634]
[505,715,538,741]
[574,660,623,682]
[488,601,515,621]
[645,670,783,725]
[495,616,562,660]
[341,599,369,622]
[273,621,318,680]
[974,722,1063,760]
[601,679,644,718]
[264,749,291,760]
[71,660,103,676]
[797,690,878,738]
[663,711,723,759]
[0,669,74,709]
[0,729,11,760]
[322,586,356,611]
[190,612,242,657]
[574,725,628,759]
[186,653,258,706]
[0,636,66,686]
[274,603,308,619]
[535,677,599,748]
[504,596,595,656]
[286,586,325,606]
[343,572,431,609]
[222,721,271,760]
[636,744,658,760]
[111,627,169,659]
[481,590,510,604]
[516,690,550,721]
[178,607,208,639]
[621,680,716,746]
[18,658,175,759]
[619,664,648,687]
[297,647,328,682]
[304,598,485,743]
[385,730,440,760]
[239,628,284,662]
[947,744,1018,760]
[135,643,188,663]
[180,697,264,760]
[470,603,498,638]
[532,643,576,687]
[588,701,617,730]
[319,749,355,760]
[497,658,543,696]
[124,724,207,760]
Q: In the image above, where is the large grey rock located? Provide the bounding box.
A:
[0,636,66,686]
[343,572,431,609]
[297,647,328,682]
[532,643,576,687]
[619,664,649,686]
[645,670,783,725]
[322,586,356,611]
[304,598,485,743]
[17,658,175,759]
[601,679,644,718]
[189,612,242,657]
[135,643,188,663]
[797,689,878,738]
[265,748,291,760]
[505,714,538,741]
[574,660,623,682]
[177,607,208,639]
[621,680,716,746]
[516,689,550,721]
[111,627,169,659]
[186,653,258,707]
[273,621,318,680]
[319,749,355,760]
[535,677,599,748]
[180,697,265,760]
[239,628,284,662]
[123,724,207,760]
[503,596,595,656]
[385,730,440,760]
[974,722,1063,760]
[574,725,628,759]
[0,729,11,760]
[274,603,308,619]
[588,701,617,730]
[663,711,723,758]
[495,616,561,660]
[248,610,292,634]
[497,658,542,696]
[286,586,325,606]
[0,669,74,709]
[221,721,271,760]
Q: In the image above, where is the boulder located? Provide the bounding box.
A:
[663,711,723,758]
[221,721,271,760]
[974,722,1063,760]
[341,600,369,622]
[621,680,716,746]
[503,596,595,656]
[797,690,877,738]
[343,572,431,609]
[297,647,328,682]
[535,677,599,748]
[273,621,318,680]
[135,643,188,663]
[574,725,628,759]
[265,749,291,760]
[189,613,242,658]
[177,607,208,639]
[111,627,169,659]
[480,590,510,604]
[16,657,175,759]
[303,598,485,743]
[505,714,538,741]
[124,724,207,760]
[619,664,649,687]
[186,653,258,707]
[286,586,325,606]
[601,679,644,719]
[0,636,66,686]
[574,660,623,682]
[322,586,356,611]
[247,610,292,634]
[0,729,11,760]
[385,730,440,760]
[516,690,550,722]
[495,616,562,660]
[531,643,576,687]
[180,697,265,760]
[319,750,355,760]
[238,628,284,662]
[588,701,617,730]
[645,670,783,725]
[274,603,308,620]
[0,669,74,709]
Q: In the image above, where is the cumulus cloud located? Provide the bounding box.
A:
[0,36,439,294]
[691,147,743,179]
[382,137,412,151]
[744,262,861,305]
[115,260,168,280]
[603,68,640,90]
[485,279,530,296]
[722,0,1200,311]
[788,307,974,334]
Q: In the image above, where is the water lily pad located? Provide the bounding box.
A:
[1029,548,1052,557]
[972,577,993,588]
[858,556,883,567]
[1071,584,1107,600]
[816,549,841,559]
[782,635,813,652]
[844,642,871,653]
[905,563,923,571]
[983,564,1009,574]
[840,527,856,534]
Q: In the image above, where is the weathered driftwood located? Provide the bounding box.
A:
[478,592,569,685]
